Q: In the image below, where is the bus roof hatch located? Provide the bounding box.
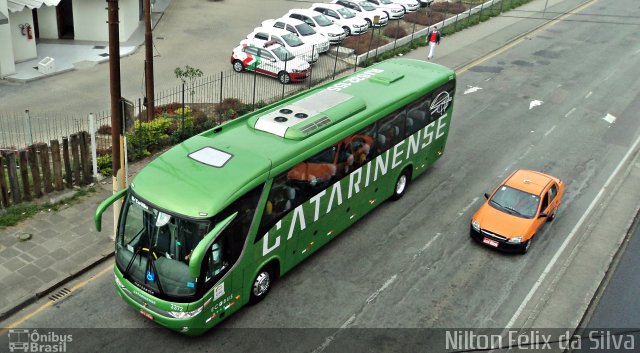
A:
[252,90,366,140]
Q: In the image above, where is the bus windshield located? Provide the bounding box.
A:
[115,194,210,300]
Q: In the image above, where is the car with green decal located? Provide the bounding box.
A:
[230,39,310,84]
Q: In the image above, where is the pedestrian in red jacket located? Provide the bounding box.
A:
[426,26,441,60]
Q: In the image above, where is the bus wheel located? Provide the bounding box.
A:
[250,266,274,304]
[391,168,411,201]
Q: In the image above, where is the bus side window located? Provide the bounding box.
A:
[406,99,428,136]
[257,174,300,240]
[375,112,405,154]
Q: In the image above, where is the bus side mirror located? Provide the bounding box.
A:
[188,212,238,278]
[94,188,128,232]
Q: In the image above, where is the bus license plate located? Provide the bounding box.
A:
[482,238,499,248]
[139,309,154,321]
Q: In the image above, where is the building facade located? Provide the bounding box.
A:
[0,0,141,77]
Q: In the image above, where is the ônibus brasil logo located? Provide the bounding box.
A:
[7,329,72,352]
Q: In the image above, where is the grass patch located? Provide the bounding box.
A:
[0,186,95,229]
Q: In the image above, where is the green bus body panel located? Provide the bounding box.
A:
[94,188,127,231]
[112,58,455,334]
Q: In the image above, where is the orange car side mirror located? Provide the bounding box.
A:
[484,193,489,199]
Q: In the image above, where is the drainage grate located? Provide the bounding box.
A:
[48,287,71,302]
[93,45,106,49]
[99,53,109,57]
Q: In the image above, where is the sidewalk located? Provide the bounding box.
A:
[0,0,623,326]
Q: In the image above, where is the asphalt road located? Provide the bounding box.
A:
[1,0,639,352]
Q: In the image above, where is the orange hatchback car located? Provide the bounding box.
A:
[470,169,565,253]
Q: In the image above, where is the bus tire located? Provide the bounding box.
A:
[249,266,274,304]
[390,168,411,201]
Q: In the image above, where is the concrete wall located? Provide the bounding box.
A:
[74,0,139,42]
[0,1,16,77]
[9,10,36,62]
[37,5,58,39]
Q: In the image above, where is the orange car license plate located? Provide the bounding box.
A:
[482,237,499,247]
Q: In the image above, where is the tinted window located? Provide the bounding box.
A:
[549,184,557,202]
[259,49,275,61]
[243,46,259,56]
[274,22,285,29]
[255,32,269,41]
[375,111,406,155]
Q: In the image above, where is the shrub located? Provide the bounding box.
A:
[96,147,112,157]
[126,117,172,160]
[431,1,467,14]
[214,98,244,117]
[341,35,390,55]
[97,154,113,176]
[383,26,408,39]
[404,11,444,26]
[97,124,111,135]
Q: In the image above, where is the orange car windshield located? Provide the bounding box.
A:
[489,185,540,219]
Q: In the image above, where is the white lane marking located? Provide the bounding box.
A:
[464,86,483,94]
[505,130,640,329]
[564,107,576,118]
[312,337,335,353]
[634,49,640,56]
[340,314,356,329]
[585,91,593,99]
[603,113,617,124]
[518,146,533,160]
[529,100,543,109]
[366,275,397,304]
[604,71,615,81]
[458,197,480,216]
[413,233,441,259]
[544,125,557,137]
[485,77,492,82]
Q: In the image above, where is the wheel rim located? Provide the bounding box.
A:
[395,174,407,195]
[525,239,531,252]
[280,73,290,84]
[344,27,350,36]
[233,61,242,72]
[253,271,270,297]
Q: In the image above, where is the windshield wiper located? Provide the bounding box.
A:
[490,199,505,209]
[504,206,524,217]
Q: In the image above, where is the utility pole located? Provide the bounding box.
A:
[144,0,155,121]
[107,0,125,240]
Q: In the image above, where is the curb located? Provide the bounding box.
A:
[0,251,114,323]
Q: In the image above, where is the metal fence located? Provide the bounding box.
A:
[1,0,532,153]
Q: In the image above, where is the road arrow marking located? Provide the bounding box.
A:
[464,86,482,94]
[603,113,617,124]
[529,100,543,109]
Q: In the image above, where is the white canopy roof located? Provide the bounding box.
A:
[7,0,61,13]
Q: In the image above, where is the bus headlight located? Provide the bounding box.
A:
[168,305,203,319]
[508,236,523,244]
[471,220,480,232]
[115,274,125,289]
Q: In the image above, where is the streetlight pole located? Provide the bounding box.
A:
[144,0,155,122]
[107,0,125,240]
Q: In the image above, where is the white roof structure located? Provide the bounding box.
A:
[7,0,60,13]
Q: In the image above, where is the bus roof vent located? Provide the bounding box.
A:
[369,72,405,85]
[252,90,365,140]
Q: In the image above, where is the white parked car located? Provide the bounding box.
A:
[262,18,330,54]
[310,3,369,36]
[246,27,319,64]
[230,39,310,84]
[286,9,347,44]
[390,0,420,12]
[364,0,405,20]
[331,0,389,27]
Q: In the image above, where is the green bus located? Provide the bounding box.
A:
[95,58,456,335]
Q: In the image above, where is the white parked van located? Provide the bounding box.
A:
[246,27,320,64]
[286,9,347,44]
[309,3,369,36]
[262,18,330,54]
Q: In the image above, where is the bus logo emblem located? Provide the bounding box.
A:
[430,91,452,116]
